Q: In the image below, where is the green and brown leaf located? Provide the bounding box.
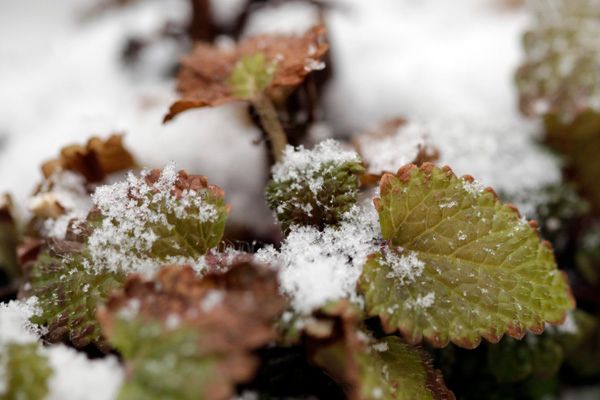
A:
[359,163,574,349]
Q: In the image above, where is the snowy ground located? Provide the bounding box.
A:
[0,0,560,228]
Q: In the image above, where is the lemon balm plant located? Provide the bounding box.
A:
[0,6,597,400]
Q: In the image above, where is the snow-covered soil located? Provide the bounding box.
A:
[0,0,559,226]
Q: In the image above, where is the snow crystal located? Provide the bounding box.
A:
[371,341,389,353]
[256,203,380,313]
[406,293,435,310]
[272,139,361,185]
[384,250,425,285]
[44,345,124,400]
[86,162,216,275]
[0,298,45,346]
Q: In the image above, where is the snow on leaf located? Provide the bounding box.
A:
[256,203,380,314]
[86,163,230,275]
[164,24,328,122]
[98,263,286,400]
[265,139,364,230]
[358,163,574,349]
[27,241,125,350]
[310,305,454,400]
[41,134,136,183]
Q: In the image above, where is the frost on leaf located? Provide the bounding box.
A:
[309,303,454,400]
[265,140,364,230]
[27,240,125,349]
[87,163,230,274]
[41,134,136,183]
[164,24,328,122]
[0,193,18,278]
[98,263,286,400]
[354,119,438,184]
[358,163,574,349]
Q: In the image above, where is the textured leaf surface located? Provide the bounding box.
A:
[308,302,453,400]
[228,53,275,100]
[313,335,453,400]
[359,164,574,348]
[99,263,286,400]
[1,343,52,400]
[266,140,364,230]
[28,243,124,349]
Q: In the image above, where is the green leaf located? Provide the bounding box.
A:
[87,166,230,272]
[28,244,125,349]
[487,335,564,383]
[1,343,52,400]
[110,319,242,400]
[359,163,574,348]
[228,53,275,100]
[266,140,365,230]
[313,335,453,400]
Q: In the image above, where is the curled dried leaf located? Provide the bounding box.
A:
[41,134,136,183]
[164,24,328,122]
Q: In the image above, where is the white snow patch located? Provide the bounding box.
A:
[44,345,124,400]
[256,203,380,313]
[242,1,320,37]
[356,121,435,175]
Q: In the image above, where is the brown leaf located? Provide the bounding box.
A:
[164,24,329,122]
[99,262,286,399]
[41,134,136,183]
[103,263,285,349]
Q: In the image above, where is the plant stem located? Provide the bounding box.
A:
[252,94,288,163]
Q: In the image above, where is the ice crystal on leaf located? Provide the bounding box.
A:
[359,163,574,349]
[265,139,364,230]
[27,164,230,348]
[87,163,229,275]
